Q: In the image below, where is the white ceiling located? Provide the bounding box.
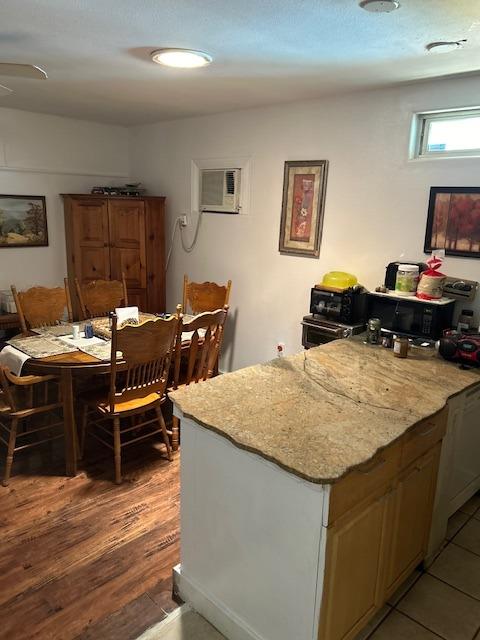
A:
[0,0,480,126]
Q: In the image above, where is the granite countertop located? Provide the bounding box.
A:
[169,340,480,484]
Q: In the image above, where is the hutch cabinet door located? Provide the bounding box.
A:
[69,198,111,283]
[319,490,389,640]
[126,289,147,310]
[382,445,440,598]
[108,199,147,291]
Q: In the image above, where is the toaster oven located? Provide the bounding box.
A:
[302,315,365,348]
[310,286,368,325]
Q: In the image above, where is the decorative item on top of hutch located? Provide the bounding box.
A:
[0,195,48,247]
[425,186,480,258]
[62,194,166,318]
[279,160,328,258]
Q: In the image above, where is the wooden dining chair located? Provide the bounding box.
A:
[74,274,128,320]
[171,305,228,451]
[182,275,232,315]
[11,279,73,334]
[0,366,64,486]
[79,310,180,484]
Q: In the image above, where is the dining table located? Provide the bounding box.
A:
[3,313,195,477]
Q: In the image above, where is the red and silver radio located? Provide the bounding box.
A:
[438,334,480,365]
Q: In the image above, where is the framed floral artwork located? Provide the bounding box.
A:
[279,160,328,257]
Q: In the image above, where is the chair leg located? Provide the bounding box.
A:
[79,404,88,460]
[3,418,19,487]
[113,416,122,484]
[155,406,173,462]
[171,415,180,452]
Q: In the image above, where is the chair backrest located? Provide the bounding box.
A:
[75,274,128,319]
[11,279,73,333]
[173,306,228,388]
[182,275,231,315]
[109,311,179,412]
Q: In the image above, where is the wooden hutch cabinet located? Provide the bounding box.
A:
[62,194,166,317]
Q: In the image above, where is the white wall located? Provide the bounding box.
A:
[130,75,480,371]
[0,107,129,291]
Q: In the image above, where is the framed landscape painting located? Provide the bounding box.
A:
[279,160,329,258]
[425,187,480,258]
[0,195,48,248]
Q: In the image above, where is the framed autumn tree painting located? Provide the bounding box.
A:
[425,187,480,258]
[0,195,48,248]
[279,160,329,258]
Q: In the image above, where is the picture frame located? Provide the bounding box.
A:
[424,187,480,259]
[279,160,328,258]
[0,195,48,248]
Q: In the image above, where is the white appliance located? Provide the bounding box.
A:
[200,168,241,214]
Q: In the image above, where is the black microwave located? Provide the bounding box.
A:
[367,293,455,340]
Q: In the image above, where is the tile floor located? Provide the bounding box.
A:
[141,494,480,640]
[363,493,480,640]
[138,606,225,640]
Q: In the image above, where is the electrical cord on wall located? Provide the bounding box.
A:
[165,210,204,272]
[165,216,181,272]
[180,210,203,253]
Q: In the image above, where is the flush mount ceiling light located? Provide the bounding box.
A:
[426,39,467,53]
[359,0,400,12]
[151,48,212,68]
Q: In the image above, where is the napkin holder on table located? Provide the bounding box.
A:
[115,306,139,327]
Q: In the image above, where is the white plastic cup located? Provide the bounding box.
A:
[72,324,80,340]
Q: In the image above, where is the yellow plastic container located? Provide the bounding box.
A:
[320,271,358,290]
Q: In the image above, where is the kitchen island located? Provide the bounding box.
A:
[170,340,480,640]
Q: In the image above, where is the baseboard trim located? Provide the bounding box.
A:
[173,564,266,640]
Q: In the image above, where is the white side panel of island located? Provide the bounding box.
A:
[174,413,329,640]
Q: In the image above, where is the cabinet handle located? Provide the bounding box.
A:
[418,424,437,437]
[360,457,386,475]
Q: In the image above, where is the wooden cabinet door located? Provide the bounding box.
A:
[383,445,440,598]
[126,289,147,310]
[108,200,147,291]
[70,198,111,283]
[319,490,390,640]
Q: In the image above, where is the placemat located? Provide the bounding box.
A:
[35,323,77,337]
[7,335,78,358]
[80,341,119,361]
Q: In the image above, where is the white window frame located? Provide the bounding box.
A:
[412,106,480,160]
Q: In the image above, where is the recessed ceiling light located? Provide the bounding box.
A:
[359,0,400,12]
[426,39,467,53]
[151,48,212,69]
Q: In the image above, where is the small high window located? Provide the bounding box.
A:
[414,107,480,159]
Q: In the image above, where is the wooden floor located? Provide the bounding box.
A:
[0,435,180,640]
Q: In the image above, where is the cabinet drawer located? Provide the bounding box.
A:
[328,441,401,525]
[401,407,447,470]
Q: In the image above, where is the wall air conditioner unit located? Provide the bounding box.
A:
[200,168,241,214]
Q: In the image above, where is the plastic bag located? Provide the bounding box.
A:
[416,255,446,300]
